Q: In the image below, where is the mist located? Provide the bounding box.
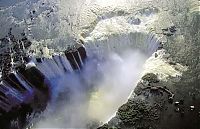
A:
[33,48,147,128]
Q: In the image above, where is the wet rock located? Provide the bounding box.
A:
[36,58,42,63]
[0,65,50,129]
[141,73,159,83]
[0,30,32,79]
[65,43,87,70]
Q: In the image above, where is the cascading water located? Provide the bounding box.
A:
[0,0,162,128]
[14,72,33,93]
[29,30,161,128]
[84,31,161,123]
[1,0,198,128]
[0,24,160,129]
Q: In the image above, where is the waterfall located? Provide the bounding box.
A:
[30,30,161,128]
[0,0,167,128]
[36,58,64,79]
[85,32,160,59]
[0,27,161,129]
[81,31,161,123]
[59,55,74,72]
[0,81,24,102]
[14,72,33,92]
[71,52,81,70]
[77,51,84,66]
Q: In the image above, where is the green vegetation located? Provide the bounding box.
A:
[117,99,159,128]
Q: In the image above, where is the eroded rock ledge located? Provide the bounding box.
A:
[98,4,200,129]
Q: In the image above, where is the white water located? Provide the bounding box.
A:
[31,29,160,128]
[14,72,33,92]
[60,55,74,72]
[85,31,160,123]
[1,81,24,102]
[0,0,161,128]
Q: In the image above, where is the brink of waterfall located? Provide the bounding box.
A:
[0,0,199,129]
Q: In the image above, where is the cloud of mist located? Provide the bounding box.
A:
[87,49,147,123]
[33,48,147,128]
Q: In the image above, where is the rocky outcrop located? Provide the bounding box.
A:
[0,0,199,129]
[65,43,87,70]
[98,1,200,128]
[0,29,31,79]
[0,36,87,129]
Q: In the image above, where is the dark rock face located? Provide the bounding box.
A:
[0,67,50,129]
[0,29,32,79]
[0,37,13,78]
[0,30,37,129]
[141,73,159,83]
[0,38,87,129]
[65,43,87,70]
[0,103,33,129]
